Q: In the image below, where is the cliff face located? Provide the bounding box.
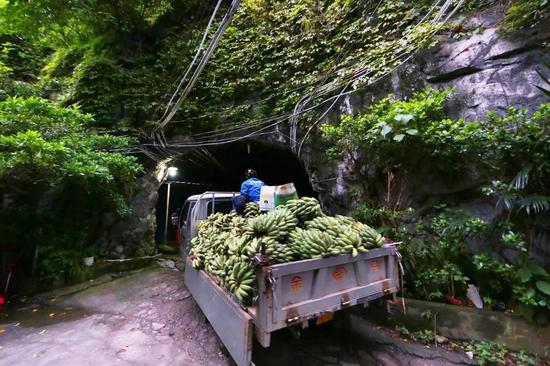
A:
[100,5,550,265]
[300,5,550,264]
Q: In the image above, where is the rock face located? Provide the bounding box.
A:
[97,175,159,258]
[102,5,550,265]
[301,5,550,265]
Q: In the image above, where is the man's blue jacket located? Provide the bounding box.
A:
[240,177,265,202]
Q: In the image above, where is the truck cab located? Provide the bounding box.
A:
[176,191,239,255]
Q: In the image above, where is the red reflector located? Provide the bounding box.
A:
[0,295,5,305]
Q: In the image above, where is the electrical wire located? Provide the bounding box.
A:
[152,0,243,148]
[293,0,461,156]
[159,0,224,121]
[142,0,463,159]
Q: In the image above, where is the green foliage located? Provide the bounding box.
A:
[0,97,142,269]
[505,0,549,31]
[0,77,41,100]
[396,323,539,364]
[483,179,550,217]
[0,0,205,127]
[466,341,507,366]
[0,0,179,48]
[0,97,141,200]
[0,36,50,78]
[35,0,446,129]
[324,90,550,181]
[398,206,488,300]
[513,255,550,310]
[37,247,90,285]
[322,88,460,170]
[352,205,414,237]
[371,202,550,318]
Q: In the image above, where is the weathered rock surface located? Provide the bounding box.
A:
[97,174,159,259]
[301,4,550,265]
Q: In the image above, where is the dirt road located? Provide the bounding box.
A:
[0,265,474,366]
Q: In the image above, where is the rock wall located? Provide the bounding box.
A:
[99,5,550,264]
[97,174,159,258]
[300,5,550,265]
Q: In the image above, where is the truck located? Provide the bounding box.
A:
[176,191,402,366]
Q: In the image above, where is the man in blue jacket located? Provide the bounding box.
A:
[233,169,265,214]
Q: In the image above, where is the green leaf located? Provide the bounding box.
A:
[395,113,413,124]
[393,134,405,142]
[381,124,392,137]
[528,262,549,277]
[406,129,418,135]
[510,167,531,190]
[518,268,532,283]
[518,195,550,215]
[536,281,550,295]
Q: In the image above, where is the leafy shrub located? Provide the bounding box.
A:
[399,207,487,300]
[37,247,90,286]
[466,341,507,366]
[0,97,142,284]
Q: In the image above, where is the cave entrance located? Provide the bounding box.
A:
[155,141,316,244]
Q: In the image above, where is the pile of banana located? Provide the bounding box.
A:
[284,197,325,222]
[246,208,298,241]
[243,202,260,218]
[189,197,385,306]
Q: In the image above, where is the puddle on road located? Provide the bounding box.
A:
[1,300,91,331]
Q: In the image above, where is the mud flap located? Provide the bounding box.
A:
[185,260,253,366]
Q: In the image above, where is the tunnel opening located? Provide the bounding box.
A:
[155,140,316,244]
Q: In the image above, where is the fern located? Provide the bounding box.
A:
[510,167,531,190]
[518,195,550,214]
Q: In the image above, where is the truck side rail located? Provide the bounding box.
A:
[185,258,253,366]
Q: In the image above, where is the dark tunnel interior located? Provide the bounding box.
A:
[155,141,317,243]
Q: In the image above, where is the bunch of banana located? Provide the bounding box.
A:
[359,225,385,248]
[289,228,336,258]
[244,202,260,218]
[230,216,247,236]
[245,236,277,256]
[204,254,225,276]
[336,230,367,257]
[335,215,384,249]
[284,197,324,223]
[207,212,227,229]
[306,216,346,236]
[227,261,255,306]
[228,236,251,262]
[269,242,294,263]
[244,237,294,263]
[190,237,206,269]
[245,208,298,241]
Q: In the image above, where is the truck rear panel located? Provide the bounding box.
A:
[185,244,400,366]
[255,246,399,336]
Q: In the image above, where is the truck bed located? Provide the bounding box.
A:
[184,244,400,366]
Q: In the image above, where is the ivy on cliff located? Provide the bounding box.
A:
[183,0,444,132]
[0,0,458,131]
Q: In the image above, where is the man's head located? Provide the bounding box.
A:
[245,168,257,179]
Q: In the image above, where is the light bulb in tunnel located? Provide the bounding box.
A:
[167,167,178,178]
